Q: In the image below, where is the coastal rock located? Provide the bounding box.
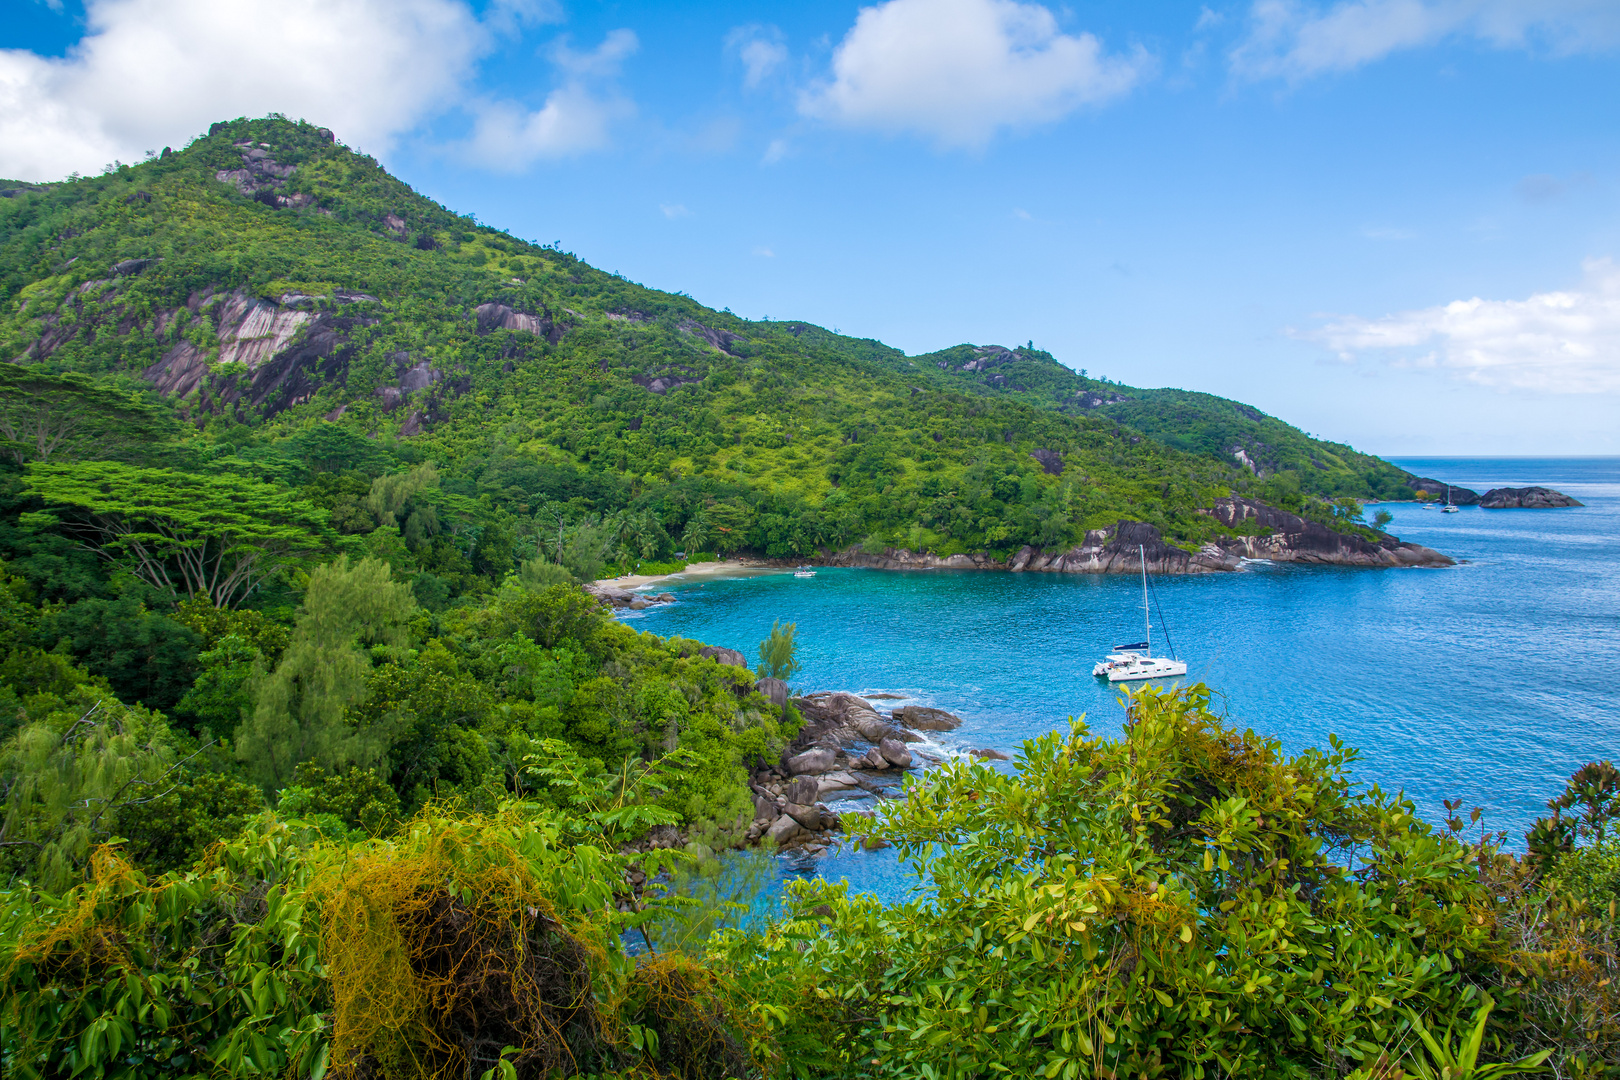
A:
[971,748,1011,761]
[786,748,837,775]
[766,816,803,843]
[1205,498,1453,568]
[786,777,820,806]
[785,802,823,830]
[757,677,790,706]
[878,738,914,769]
[817,772,860,795]
[628,597,649,610]
[752,794,780,823]
[586,585,637,608]
[851,710,916,744]
[854,747,888,770]
[801,494,1454,576]
[1478,486,1583,509]
[794,692,878,725]
[1406,477,1480,505]
[699,646,749,668]
[895,705,962,731]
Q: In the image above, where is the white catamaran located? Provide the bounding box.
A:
[1092,544,1189,683]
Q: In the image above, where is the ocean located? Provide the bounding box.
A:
[624,457,1620,900]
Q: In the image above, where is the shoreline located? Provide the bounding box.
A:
[592,559,787,592]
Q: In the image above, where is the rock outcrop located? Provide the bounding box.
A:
[1405,477,1480,505]
[814,501,1451,576]
[1202,498,1452,568]
[473,302,566,344]
[140,288,378,415]
[1478,486,1583,509]
[895,705,962,731]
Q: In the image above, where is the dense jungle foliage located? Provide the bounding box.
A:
[2,681,1616,1079]
[1,115,1414,582]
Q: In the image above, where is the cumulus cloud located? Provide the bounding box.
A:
[1304,258,1620,393]
[0,0,485,180]
[727,25,788,89]
[460,29,638,170]
[1232,0,1620,80]
[798,0,1150,148]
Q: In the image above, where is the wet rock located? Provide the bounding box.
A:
[766,816,802,843]
[786,748,837,775]
[1478,486,1583,509]
[628,597,649,610]
[785,803,823,830]
[896,705,962,731]
[854,747,889,770]
[655,592,676,602]
[817,772,860,795]
[878,739,913,769]
[757,677,789,707]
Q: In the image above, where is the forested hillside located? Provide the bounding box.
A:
[2,114,1409,595]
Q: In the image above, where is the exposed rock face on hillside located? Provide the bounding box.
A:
[215,141,312,208]
[473,302,565,344]
[1479,486,1583,509]
[813,497,1452,574]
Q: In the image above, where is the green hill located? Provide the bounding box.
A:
[2,114,1410,596]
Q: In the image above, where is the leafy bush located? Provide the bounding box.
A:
[717,684,1504,1079]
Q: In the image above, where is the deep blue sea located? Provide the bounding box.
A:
[625,457,1620,901]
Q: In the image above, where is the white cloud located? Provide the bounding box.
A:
[762,138,791,164]
[660,203,691,218]
[753,246,775,257]
[1303,258,1620,393]
[440,29,639,171]
[484,0,563,37]
[0,0,641,181]
[798,0,1150,148]
[1232,0,1620,80]
[727,25,788,89]
[0,0,485,180]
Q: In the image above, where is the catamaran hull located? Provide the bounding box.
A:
[1093,659,1188,682]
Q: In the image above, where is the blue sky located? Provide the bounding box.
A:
[4,0,1619,455]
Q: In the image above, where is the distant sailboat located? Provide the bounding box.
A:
[1093,545,1188,682]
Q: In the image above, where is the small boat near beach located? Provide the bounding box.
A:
[1441,484,1460,513]
[1093,545,1188,683]
[793,566,817,579]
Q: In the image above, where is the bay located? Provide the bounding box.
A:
[625,457,1620,900]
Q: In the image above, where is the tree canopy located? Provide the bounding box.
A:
[22,461,330,607]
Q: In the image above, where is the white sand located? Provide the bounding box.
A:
[592,560,782,591]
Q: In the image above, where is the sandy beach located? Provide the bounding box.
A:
[591,560,784,591]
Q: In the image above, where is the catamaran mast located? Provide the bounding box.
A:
[1140,543,1150,656]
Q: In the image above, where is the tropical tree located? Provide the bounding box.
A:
[756,619,800,682]
[22,461,330,608]
[0,368,171,465]
[0,694,186,890]
[235,557,415,790]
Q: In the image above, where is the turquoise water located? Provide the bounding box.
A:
[626,457,1620,900]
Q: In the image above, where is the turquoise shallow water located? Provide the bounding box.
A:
[626,457,1620,901]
